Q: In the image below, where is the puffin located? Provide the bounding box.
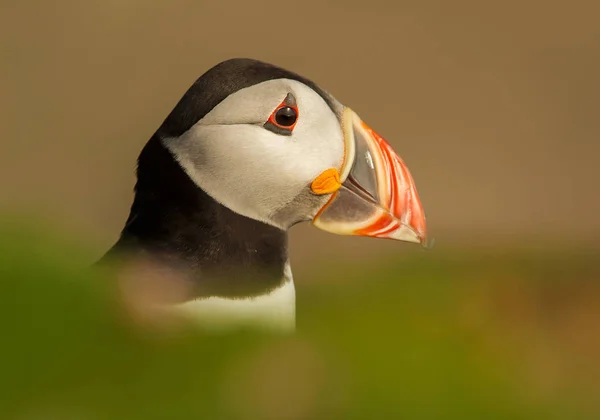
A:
[98,58,427,332]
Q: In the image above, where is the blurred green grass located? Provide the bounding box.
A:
[0,220,598,419]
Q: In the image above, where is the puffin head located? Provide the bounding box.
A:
[158,58,427,244]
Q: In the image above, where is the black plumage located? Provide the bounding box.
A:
[98,58,335,299]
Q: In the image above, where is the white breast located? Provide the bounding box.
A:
[170,267,296,333]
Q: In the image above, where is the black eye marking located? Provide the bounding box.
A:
[264,93,298,136]
[282,92,297,107]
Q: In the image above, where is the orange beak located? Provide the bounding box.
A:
[312,108,427,245]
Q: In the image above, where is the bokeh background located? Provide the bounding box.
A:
[1,1,599,418]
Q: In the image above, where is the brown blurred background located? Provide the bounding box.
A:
[1,0,599,262]
[1,3,600,417]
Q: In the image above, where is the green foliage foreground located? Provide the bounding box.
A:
[0,222,598,419]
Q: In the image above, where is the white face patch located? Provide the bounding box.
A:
[162,79,345,228]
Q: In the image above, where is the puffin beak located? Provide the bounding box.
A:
[312,108,427,245]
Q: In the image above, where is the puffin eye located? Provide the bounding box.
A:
[275,106,297,127]
[264,93,299,136]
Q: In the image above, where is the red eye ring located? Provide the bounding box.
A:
[267,100,299,131]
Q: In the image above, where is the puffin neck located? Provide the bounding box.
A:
[105,135,289,299]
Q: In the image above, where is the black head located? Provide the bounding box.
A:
[157,58,338,138]
[99,58,340,299]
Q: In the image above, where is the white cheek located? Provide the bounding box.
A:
[162,79,345,227]
[290,105,345,177]
[166,120,343,227]
[164,125,304,226]
[197,83,285,126]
